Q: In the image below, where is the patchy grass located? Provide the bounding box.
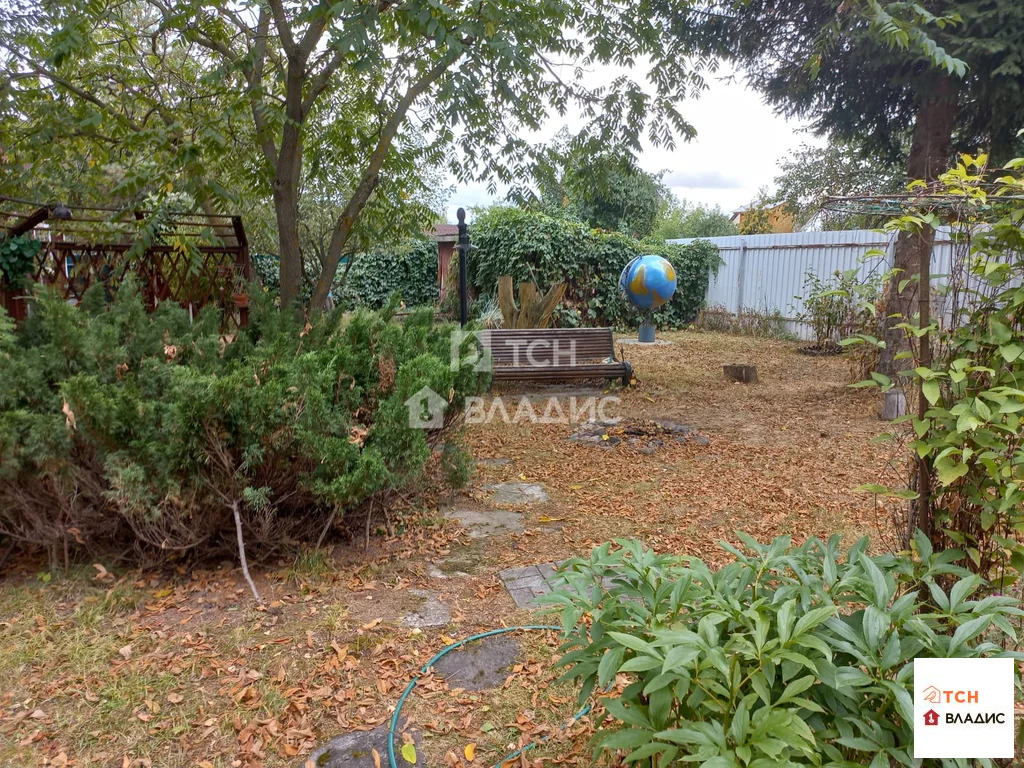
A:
[0,330,902,766]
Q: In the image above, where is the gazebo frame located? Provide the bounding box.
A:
[0,198,252,327]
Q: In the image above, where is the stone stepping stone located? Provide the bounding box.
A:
[476,457,511,468]
[498,562,563,608]
[304,719,423,767]
[444,506,522,539]
[486,482,549,506]
[431,634,521,691]
[498,561,619,608]
[401,589,451,629]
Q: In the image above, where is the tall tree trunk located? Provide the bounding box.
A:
[274,181,303,307]
[879,73,959,377]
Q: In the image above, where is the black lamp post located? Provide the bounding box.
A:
[456,207,470,326]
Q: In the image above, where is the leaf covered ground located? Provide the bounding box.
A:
[0,331,896,767]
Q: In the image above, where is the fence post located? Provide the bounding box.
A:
[457,207,469,326]
[736,239,748,317]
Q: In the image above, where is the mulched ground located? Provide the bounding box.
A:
[0,330,900,768]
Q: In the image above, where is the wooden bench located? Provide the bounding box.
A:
[479,327,632,385]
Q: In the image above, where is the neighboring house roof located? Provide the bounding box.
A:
[427,224,459,242]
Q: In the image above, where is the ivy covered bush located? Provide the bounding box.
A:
[543,535,1022,768]
[0,280,488,566]
[469,207,721,329]
[342,238,439,309]
[250,239,438,310]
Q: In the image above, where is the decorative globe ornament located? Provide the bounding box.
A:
[619,254,677,342]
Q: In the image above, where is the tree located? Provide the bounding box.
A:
[3,0,711,310]
[773,140,905,230]
[524,127,671,239]
[668,0,1024,373]
[651,193,738,240]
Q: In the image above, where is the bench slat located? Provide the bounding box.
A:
[480,327,631,385]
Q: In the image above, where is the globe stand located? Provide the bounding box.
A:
[619,254,676,346]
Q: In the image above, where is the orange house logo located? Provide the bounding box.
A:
[922,685,979,704]
[924,709,940,726]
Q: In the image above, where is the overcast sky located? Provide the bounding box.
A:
[446,66,825,223]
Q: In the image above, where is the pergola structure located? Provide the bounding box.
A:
[0,198,252,327]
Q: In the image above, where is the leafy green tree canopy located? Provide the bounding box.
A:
[773,140,905,230]
[517,127,671,239]
[651,193,737,240]
[2,0,713,310]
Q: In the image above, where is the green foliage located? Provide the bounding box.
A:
[795,267,882,348]
[737,189,779,236]
[651,194,738,242]
[773,140,905,231]
[0,280,488,562]
[698,0,1024,166]
[523,128,671,239]
[2,0,714,307]
[847,154,1024,587]
[342,240,439,310]
[250,240,440,311]
[469,207,721,329]
[0,236,42,288]
[542,534,1023,768]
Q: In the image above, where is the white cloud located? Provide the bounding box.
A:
[661,169,743,190]
[444,65,825,223]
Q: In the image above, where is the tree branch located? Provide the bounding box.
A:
[310,52,461,308]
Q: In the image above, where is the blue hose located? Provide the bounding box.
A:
[387,625,595,768]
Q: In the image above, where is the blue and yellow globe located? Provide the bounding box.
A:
[619,254,677,311]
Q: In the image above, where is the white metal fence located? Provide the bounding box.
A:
[670,229,958,340]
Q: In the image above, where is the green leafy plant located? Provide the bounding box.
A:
[795,267,882,350]
[469,206,721,330]
[542,535,1023,768]
[341,239,439,309]
[0,235,42,288]
[846,154,1024,586]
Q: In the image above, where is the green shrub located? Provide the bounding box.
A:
[468,207,720,329]
[342,239,439,309]
[0,280,488,565]
[542,534,1023,767]
[249,239,439,310]
[795,267,882,349]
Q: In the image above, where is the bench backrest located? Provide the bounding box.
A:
[480,327,615,367]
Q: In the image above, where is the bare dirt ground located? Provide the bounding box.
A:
[0,330,898,768]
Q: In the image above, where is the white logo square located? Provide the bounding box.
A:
[913,657,1015,758]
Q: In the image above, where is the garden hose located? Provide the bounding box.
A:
[387,625,597,768]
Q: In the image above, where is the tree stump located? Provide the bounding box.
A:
[881,389,907,420]
[723,364,758,384]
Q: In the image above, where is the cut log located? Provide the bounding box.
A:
[723,364,758,384]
